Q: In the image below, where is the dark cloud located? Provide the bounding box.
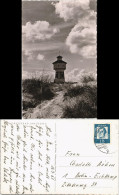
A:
[89,0,97,11]
[22,1,63,25]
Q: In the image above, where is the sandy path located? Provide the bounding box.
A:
[23,91,65,119]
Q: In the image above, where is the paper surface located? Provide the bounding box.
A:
[1,119,119,194]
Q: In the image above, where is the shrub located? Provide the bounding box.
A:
[63,83,97,118]
[64,84,97,100]
[63,99,97,118]
[22,77,54,110]
[23,100,37,110]
[64,85,85,98]
[81,74,96,84]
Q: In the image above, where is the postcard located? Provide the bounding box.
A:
[22,0,97,119]
[1,119,119,194]
[2,1,117,195]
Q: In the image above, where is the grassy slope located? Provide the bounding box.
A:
[22,78,55,110]
[63,83,97,118]
[22,77,97,118]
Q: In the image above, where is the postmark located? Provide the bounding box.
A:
[94,124,110,144]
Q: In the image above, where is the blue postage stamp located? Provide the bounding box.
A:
[94,124,110,143]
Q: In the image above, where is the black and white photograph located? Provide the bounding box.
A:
[22,0,97,119]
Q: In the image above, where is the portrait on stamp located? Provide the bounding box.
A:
[97,127,108,139]
[94,124,110,143]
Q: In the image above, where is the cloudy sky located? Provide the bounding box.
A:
[22,0,97,81]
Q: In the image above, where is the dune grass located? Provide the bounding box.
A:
[22,75,97,118]
[22,77,54,110]
[63,83,97,118]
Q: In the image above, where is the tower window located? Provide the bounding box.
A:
[60,72,64,78]
[56,72,58,78]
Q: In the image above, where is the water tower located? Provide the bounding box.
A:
[52,55,67,83]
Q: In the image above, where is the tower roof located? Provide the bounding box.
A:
[53,60,67,64]
[52,55,67,64]
[57,55,62,58]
